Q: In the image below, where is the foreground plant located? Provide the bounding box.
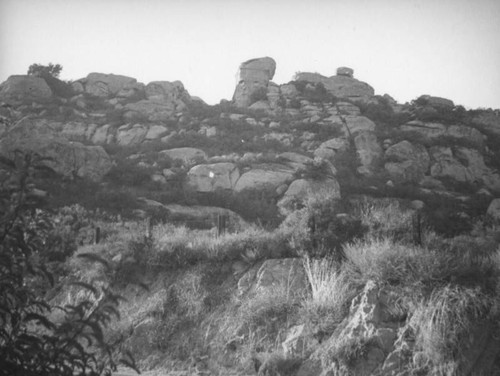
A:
[0,153,138,376]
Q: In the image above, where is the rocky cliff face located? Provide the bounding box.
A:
[1,59,499,219]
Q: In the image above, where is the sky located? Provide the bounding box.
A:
[0,0,499,109]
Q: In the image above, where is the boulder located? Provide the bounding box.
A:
[186,163,240,192]
[278,178,341,215]
[0,75,53,102]
[342,116,376,136]
[384,141,430,183]
[295,71,374,102]
[278,152,314,171]
[61,122,97,142]
[160,147,207,166]
[0,118,111,181]
[354,132,383,175]
[400,121,446,140]
[314,138,350,160]
[336,67,354,77]
[79,73,138,97]
[487,199,500,220]
[234,164,295,192]
[124,99,176,122]
[145,125,169,140]
[233,57,276,108]
[419,95,454,109]
[237,57,276,82]
[471,111,500,138]
[91,124,114,144]
[430,146,471,183]
[335,101,361,116]
[145,80,188,102]
[116,124,147,146]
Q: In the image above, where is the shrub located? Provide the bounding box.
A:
[0,153,137,375]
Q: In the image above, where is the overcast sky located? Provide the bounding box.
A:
[1,0,499,109]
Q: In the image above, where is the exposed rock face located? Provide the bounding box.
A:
[429,146,500,193]
[234,164,295,192]
[233,57,276,107]
[77,73,139,98]
[342,116,376,137]
[160,148,207,166]
[0,75,53,102]
[0,118,111,181]
[124,100,176,122]
[384,141,430,184]
[186,163,240,192]
[297,281,408,376]
[400,121,484,148]
[354,132,383,176]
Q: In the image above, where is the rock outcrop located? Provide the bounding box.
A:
[0,118,111,181]
[234,164,295,192]
[294,68,374,102]
[384,141,430,184]
[0,75,53,102]
[233,57,276,107]
[75,73,141,98]
[187,163,240,192]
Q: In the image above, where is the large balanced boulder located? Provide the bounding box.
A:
[233,57,276,107]
[0,75,53,102]
[186,163,240,192]
[0,118,111,181]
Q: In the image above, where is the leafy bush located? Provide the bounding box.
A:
[0,153,137,375]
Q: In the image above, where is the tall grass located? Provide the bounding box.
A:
[301,257,356,329]
[410,284,498,372]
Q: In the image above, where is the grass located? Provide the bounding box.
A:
[410,284,498,373]
[301,257,356,332]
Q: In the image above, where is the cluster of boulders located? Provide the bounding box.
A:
[1,57,500,219]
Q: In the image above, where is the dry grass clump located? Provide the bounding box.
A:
[150,224,291,268]
[301,257,357,332]
[355,198,414,241]
[410,284,499,372]
[343,235,499,290]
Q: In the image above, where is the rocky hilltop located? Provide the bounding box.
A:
[1,58,500,375]
[1,57,499,222]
